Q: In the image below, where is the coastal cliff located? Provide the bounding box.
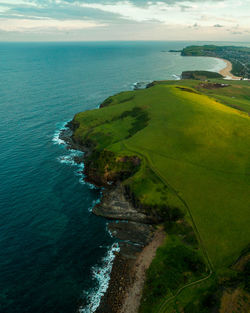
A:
[60,119,163,313]
[64,76,250,313]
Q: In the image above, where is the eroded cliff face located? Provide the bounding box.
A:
[66,118,142,187]
[84,151,141,187]
[60,120,160,313]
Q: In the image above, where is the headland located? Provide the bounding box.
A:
[64,47,250,313]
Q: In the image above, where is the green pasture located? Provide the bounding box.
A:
[74,81,250,268]
[73,79,250,311]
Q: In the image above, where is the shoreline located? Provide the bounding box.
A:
[120,228,165,313]
[217,57,242,80]
[59,124,162,313]
[94,228,165,313]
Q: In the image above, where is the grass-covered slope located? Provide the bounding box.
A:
[151,79,250,113]
[72,79,250,312]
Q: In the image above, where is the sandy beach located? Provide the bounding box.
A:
[218,58,242,80]
[94,228,165,313]
[120,228,165,313]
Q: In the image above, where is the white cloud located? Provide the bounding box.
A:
[79,1,176,23]
[0,18,106,32]
[0,5,10,13]
[77,0,250,28]
[0,0,42,7]
[0,0,250,40]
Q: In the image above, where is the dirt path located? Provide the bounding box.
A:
[122,142,214,313]
[120,228,165,313]
[218,58,242,80]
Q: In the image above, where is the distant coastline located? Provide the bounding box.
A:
[169,49,241,80]
[181,45,250,79]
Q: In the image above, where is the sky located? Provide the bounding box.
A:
[0,0,250,41]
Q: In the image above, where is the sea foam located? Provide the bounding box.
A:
[79,243,120,313]
[53,122,118,313]
[88,198,102,213]
[52,121,69,146]
[52,122,97,189]
[172,74,181,80]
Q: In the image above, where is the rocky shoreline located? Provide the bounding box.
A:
[59,123,160,313]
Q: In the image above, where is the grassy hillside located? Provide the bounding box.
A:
[72,79,250,312]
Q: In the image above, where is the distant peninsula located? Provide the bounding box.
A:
[63,46,250,313]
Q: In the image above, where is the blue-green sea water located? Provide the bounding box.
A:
[0,41,226,313]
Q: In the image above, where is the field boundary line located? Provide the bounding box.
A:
[157,270,213,313]
[122,142,214,313]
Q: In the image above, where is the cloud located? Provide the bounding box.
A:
[69,0,250,27]
[2,1,250,27]
[45,0,226,6]
[0,0,250,40]
[0,0,42,8]
[77,1,173,23]
[0,5,10,13]
[0,18,106,32]
[188,22,200,29]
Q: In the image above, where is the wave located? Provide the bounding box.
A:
[58,150,83,166]
[52,122,97,189]
[209,58,227,73]
[53,122,118,313]
[133,81,151,90]
[106,222,114,238]
[52,121,69,146]
[88,198,102,213]
[79,243,120,313]
[172,74,181,80]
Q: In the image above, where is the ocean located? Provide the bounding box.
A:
[0,41,226,313]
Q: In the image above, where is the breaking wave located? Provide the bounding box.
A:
[52,122,97,189]
[79,243,120,313]
[53,122,118,313]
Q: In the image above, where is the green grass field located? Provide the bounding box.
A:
[72,78,250,312]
